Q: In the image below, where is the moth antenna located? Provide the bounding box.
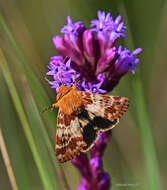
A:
[40,104,53,114]
[73,74,81,89]
[75,77,81,84]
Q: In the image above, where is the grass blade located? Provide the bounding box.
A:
[0,49,61,190]
[119,4,163,190]
[0,128,19,190]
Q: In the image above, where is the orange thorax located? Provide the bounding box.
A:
[53,84,83,115]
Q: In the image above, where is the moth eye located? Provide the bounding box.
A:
[59,82,62,86]
[55,68,58,72]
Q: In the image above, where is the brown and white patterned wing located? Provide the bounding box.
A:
[56,109,86,163]
[78,91,129,123]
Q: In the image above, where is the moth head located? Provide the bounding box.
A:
[56,84,72,101]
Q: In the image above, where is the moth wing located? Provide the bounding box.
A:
[77,109,99,152]
[78,91,129,121]
[56,110,86,162]
[78,91,129,131]
[78,109,119,152]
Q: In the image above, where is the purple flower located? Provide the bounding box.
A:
[47,11,141,94]
[46,10,142,190]
[71,131,112,190]
[46,57,80,92]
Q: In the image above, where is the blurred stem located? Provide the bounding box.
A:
[21,79,70,190]
[132,74,162,190]
[0,12,70,190]
[0,49,60,190]
[0,128,18,190]
[0,12,49,108]
[118,4,163,189]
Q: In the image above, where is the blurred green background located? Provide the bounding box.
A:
[0,0,166,190]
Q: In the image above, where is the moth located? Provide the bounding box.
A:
[52,83,129,163]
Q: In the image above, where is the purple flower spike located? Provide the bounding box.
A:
[61,16,85,36]
[90,131,111,158]
[72,153,91,178]
[48,10,141,93]
[90,11,113,32]
[77,184,87,190]
[61,16,86,52]
[47,57,80,92]
[90,157,102,178]
[87,81,107,94]
[47,10,142,190]
[72,153,110,190]
[83,30,98,68]
[96,47,117,73]
[98,173,110,190]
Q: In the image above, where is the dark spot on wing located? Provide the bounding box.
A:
[78,110,117,151]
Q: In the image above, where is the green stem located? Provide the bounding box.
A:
[133,73,162,190]
[0,49,60,190]
[0,12,71,190]
[118,4,163,189]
